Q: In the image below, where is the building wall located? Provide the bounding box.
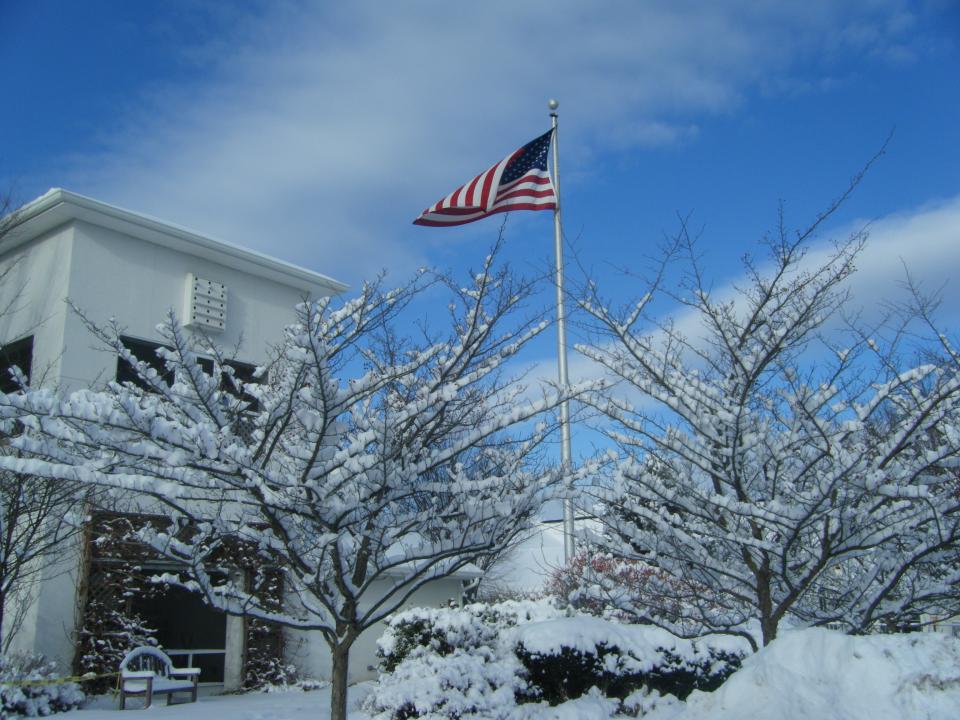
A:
[60,219,317,390]
[290,577,466,683]
[0,223,74,388]
[0,225,77,660]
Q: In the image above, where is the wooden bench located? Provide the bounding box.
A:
[119,647,200,709]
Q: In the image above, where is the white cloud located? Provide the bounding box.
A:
[842,196,960,312]
[57,0,923,285]
[650,195,960,350]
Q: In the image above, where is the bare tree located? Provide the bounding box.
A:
[0,191,21,241]
[0,244,590,720]
[0,454,84,653]
[577,199,960,651]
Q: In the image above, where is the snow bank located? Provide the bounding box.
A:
[663,628,960,720]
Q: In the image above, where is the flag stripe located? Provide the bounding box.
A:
[414,129,556,227]
[477,170,494,208]
[495,188,557,203]
[498,171,552,189]
[465,175,481,206]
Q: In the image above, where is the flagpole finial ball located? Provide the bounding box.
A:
[548,99,559,111]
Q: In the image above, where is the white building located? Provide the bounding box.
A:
[0,189,468,689]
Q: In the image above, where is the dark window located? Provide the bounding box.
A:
[117,337,260,407]
[196,356,261,409]
[116,337,173,390]
[222,360,261,411]
[0,336,34,393]
[129,578,228,684]
[219,361,261,443]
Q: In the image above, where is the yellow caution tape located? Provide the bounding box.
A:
[0,671,120,686]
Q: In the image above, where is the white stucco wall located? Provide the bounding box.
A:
[59,219,321,390]
[0,223,74,388]
[0,225,79,663]
[7,540,84,668]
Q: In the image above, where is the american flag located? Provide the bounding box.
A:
[413,130,556,226]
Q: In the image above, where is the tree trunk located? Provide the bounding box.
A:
[757,571,778,646]
[760,615,778,646]
[329,641,352,720]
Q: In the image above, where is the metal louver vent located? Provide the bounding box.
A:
[183,273,227,332]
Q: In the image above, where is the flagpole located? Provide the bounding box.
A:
[549,99,576,564]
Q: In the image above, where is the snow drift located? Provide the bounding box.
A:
[666,628,960,720]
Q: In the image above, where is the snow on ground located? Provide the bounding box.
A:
[58,683,374,720]
[54,628,960,720]
[649,628,960,720]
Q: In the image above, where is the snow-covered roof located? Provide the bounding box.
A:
[5,188,348,296]
[380,560,484,581]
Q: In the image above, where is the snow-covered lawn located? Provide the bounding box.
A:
[60,684,374,720]
[54,628,960,720]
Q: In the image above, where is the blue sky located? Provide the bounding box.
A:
[2,1,959,455]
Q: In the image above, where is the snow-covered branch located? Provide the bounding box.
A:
[0,247,588,720]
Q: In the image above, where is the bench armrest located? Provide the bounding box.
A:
[122,670,157,679]
[171,668,202,677]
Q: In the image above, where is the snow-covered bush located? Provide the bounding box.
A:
[369,646,530,720]
[545,551,686,621]
[513,617,744,704]
[377,599,566,672]
[378,609,494,673]
[258,678,328,693]
[468,599,568,629]
[369,600,565,719]
[368,600,747,719]
[0,654,83,718]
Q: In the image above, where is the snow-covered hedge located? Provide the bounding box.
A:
[0,655,84,719]
[513,616,744,703]
[367,600,747,719]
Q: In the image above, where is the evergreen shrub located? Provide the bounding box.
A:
[514,639,742,704]
[0,654,84,718]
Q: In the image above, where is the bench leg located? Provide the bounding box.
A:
[144,677,153,709]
